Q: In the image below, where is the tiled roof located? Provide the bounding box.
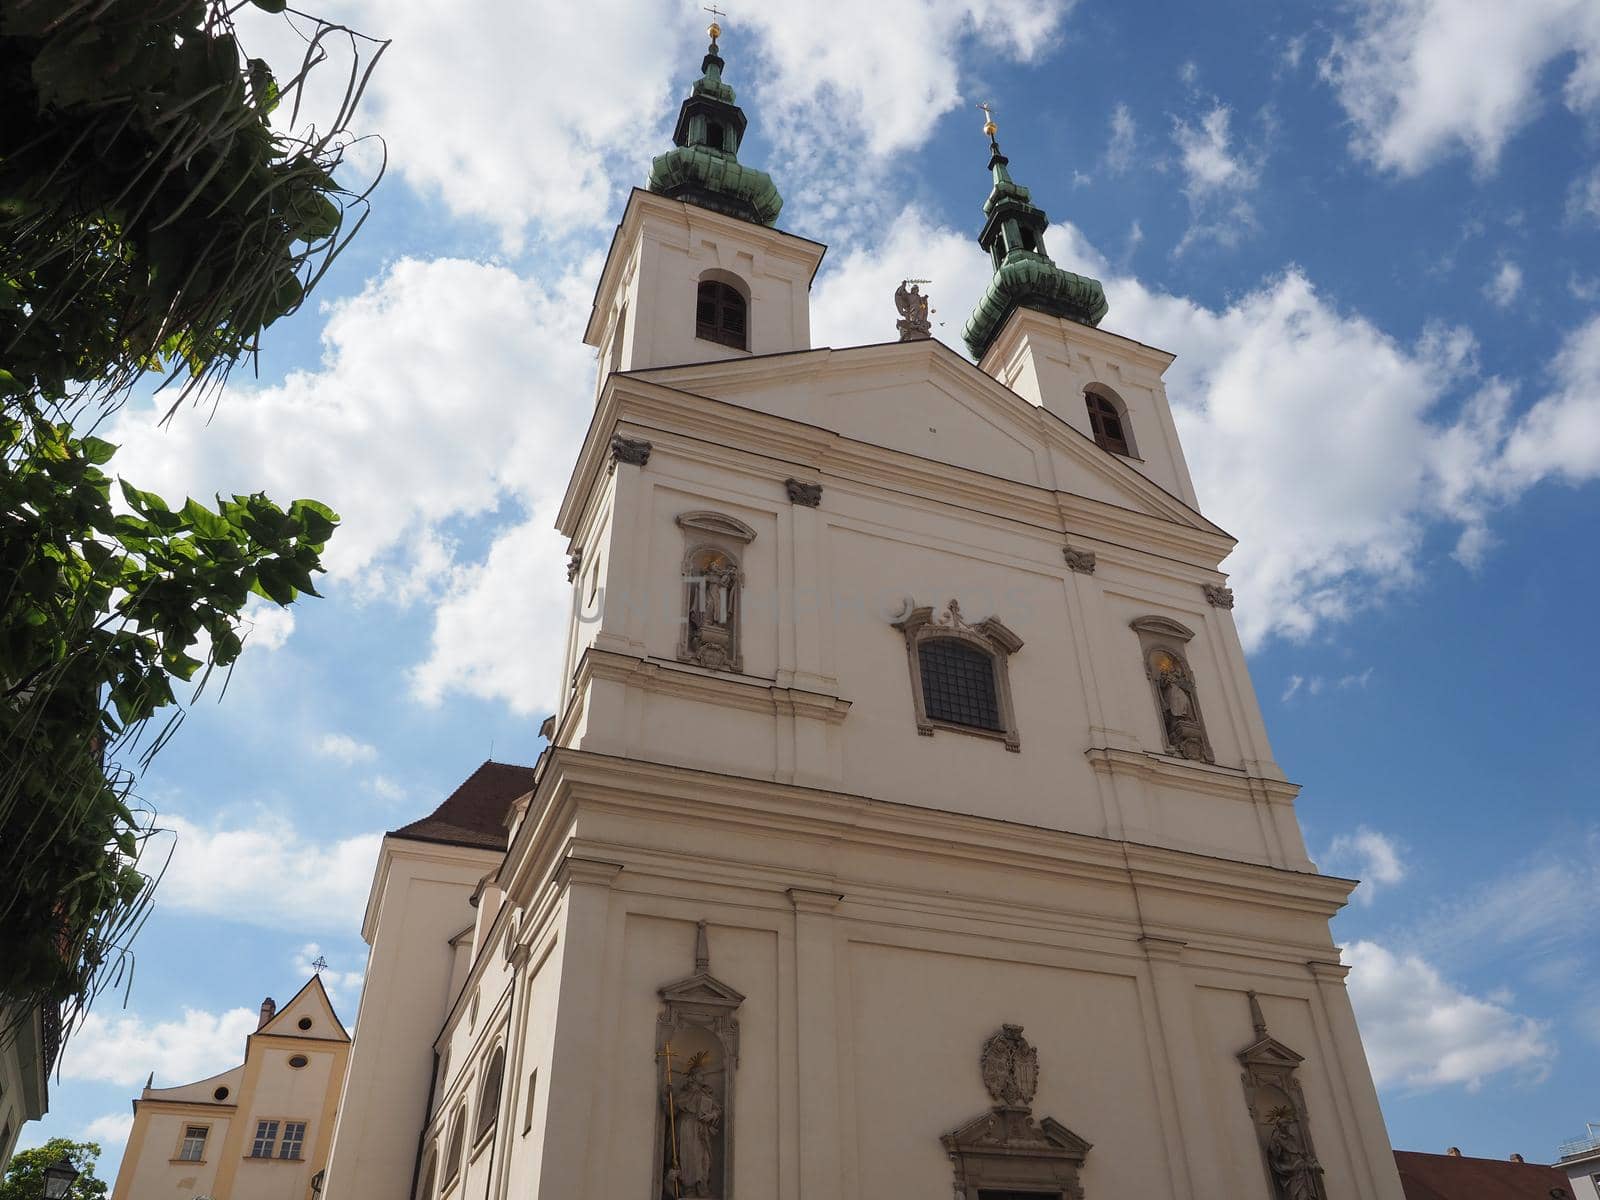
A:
[1395,1150,1574,1199]
[388,760,538,851]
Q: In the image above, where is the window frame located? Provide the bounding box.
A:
[1084,384,1136,458]
[441,1108,467,1190]
[277,1120,308,1161]
[892,598,1024,751]
[175,1123,210,1163]
[249,1118,281,1159]
[695,278,748,350]
[473,1046,505,1147]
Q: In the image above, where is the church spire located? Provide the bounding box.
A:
[961,106,1108,361]
[647,19,784,227]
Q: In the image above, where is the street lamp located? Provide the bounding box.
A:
[41,1154,78,1200]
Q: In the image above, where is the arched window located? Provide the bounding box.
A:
[1085,387,1132,456]
[416,1152,436,1200]
[442,1110,465,1188]
[893,598,1024,751]
[474,1047,505,1144]
[696,279,747,349]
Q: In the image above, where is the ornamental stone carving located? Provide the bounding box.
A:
[610,434,652,468]
[566,549,583,583]
[1204,583,1235,609]
[891,597,1024,751]
[1130,616,1213,764]
[943,1024,1091,1200]
[652,921,743,1200]
[895,280,932,341]
[1238,992,1327,1200]
[676,512,756,674]
[1063,545,1097,574]
[784,478,822,507]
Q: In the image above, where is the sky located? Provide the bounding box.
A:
[21,0,1600,1180]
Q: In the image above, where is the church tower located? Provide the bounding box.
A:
[326,25,1406,1200]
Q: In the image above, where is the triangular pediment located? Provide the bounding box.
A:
[259,974,350,1042]
[622,340,1223,536]
[1238,1035,1305,1069]
[942,1108,1093,1157]
[659,970,745,1008]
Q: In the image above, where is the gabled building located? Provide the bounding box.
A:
[110,976,348,1200]
[324,22,1408,1200]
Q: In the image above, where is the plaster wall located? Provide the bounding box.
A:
[1564,1154,1600,1200]
[112,1104,230,1200]
[322,840,500,1200]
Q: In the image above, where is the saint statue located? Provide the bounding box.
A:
[1265,1109,1324,1200]
[895,280,932,341]
[685,554,739,670]
[1152,654,1208,761]
[664,1053,722,1198]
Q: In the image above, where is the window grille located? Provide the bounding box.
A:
[696,280,747,349]
[250,1119,279,1158]
[278,1122,306,1160]
[918,639,1002,731]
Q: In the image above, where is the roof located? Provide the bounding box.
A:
[1394,1150,1575,1199]
[388,760,538,850]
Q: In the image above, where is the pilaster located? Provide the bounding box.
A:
[787,887,844,1199]
[1136,935,1208,1200]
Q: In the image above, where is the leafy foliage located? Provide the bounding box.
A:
[0,1140,108,1200]
[0,0,382,1024]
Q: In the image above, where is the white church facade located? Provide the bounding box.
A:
[323,26,1406,1200]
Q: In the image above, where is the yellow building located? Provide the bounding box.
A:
[111,976,348,1200]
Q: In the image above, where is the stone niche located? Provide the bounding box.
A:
[941,1024,1092,1200]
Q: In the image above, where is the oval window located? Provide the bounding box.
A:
[289,1054,309,1069]
[213,1086,230,1101]
[297,1017,312,1030]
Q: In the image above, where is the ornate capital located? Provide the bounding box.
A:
[784,478,823,507]
[566,548,583,583]
[1063,545,1097,574]
[1306,960,1350,983]
[786,886,843,913]
[609,433,652,468]
[1204,583,1235,609]
[553,856,623,889]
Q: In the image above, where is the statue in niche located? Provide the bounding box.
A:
[683,548,741,671]
[1149,647,1209,761]
[664,1050,723,1198]
[1266,1107,1323,1200]
[1238,993,1327,1200]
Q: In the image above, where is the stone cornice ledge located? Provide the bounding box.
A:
[1084,745,1300,804]
[573,647,853,725]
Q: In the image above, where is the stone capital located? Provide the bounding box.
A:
[554,855,624,889]
[1306,959,1350,983]
[1063,545,1097,574]
[786,886,843,914]
[1203,583,1235,609]
[785,478,823,507]
[609,433,652,468]
[1138,934,1188,962]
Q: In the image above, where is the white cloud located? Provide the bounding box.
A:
[240,598,296,652]
[1170,103,1260,253]
[1280,675,1303,702]
[1497,315,1600,491]
[1105,103,1137,173]
[60,1006,259,1088]
[1482,259,1524,309]
[83,1114,135,1148]
[292,943,366,1011]
[1570,164,1600,226]
[154,813,381,933]
[1320,0,1600,175]
[316,733,377,764]
[1344,940,1553,1091]
[364,774,407,802]
[1323,826,1407,904]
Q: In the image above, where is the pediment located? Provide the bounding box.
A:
[259,974,350,1042]
[623,341,1222,535]
[659,970,746,1010]
[943,1108,1092,1159]
[675,510,757,544]
[1237,1035,1306,1069]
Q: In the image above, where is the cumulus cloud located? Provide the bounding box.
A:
[1569,165,1600,226]
[1322,826,1407,903]
[1345,940,1553,1091]
[155,813,381,933]
[315,733,377,764]
[1105,103,1137,174]
[1482,259,1524,309]
[61,1006,260,1088]
[1320,0,1600,175]
[82,1114,135,1147]
[1170,103,1260,253]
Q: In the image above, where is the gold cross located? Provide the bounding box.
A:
[977,101,998,137]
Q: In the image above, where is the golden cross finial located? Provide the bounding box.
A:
[704,4,725,39]
[977,101,998,138]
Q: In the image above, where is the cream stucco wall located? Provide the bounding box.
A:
[0,1005,49,1170]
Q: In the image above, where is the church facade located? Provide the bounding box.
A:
[323,26,1406,1200]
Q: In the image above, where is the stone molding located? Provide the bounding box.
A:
[569,647,852,727]
[674,510,757,544]
[1305,960,1350,983]
[786,886,843,913]
[1083,745,1299,805]
[892,597,1024,752]
[552,856,623,889]
[784,478,823,507]
[1204,583,1235,609]
[1063,544,1097,574]
[1138,934,1188,962]
[608,433,652,468]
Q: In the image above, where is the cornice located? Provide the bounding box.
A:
[981,306,1179,374]
[570,647,852,727]
[1084,745,1300,804]
[361,834,506,944]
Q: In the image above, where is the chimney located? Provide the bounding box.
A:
[1447,1147,1461,1157]
[1510,1153,1524,1163]
[258,997,276,1029]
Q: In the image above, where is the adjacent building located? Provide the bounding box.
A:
[0,1003,56,1169]
[1558,1127,1600,1199]
[324,23,1411,1200]
[1394,1148,1574,1199]
[110,976,348,1200]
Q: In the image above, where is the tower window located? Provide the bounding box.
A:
[705,120,725,150]
[892,598,1024,751]
[1085,389,1132,456]
[696,280,747,349]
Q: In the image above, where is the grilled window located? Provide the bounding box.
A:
[179,1126,208,1161]
[1086,391,1131,456]
[278,1121,306,1160]
[250,1119,279,1158]
[696,280,747,349]
[918,638,1002,732]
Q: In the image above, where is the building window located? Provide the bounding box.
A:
[278,1122,307,1160]
[443,1110,466,1187]
[178,1126,209,1161]
[1085,386,1133,456]
[892,597,1024,751]
[474,1047,505,1144]
[675,511,757,673]
[417,1153,436,1200]
[1130,616,1213,763]
[297,1017,312,1030]
[288,1054,308,1068]
[523,1070,537,1135]
[696,279,747,349]
[251,1119,280,1158]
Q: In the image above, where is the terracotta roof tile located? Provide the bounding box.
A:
[388,760,537,851]
[1395,1150,1573,1200]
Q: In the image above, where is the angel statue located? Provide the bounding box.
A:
[895,279,932,341]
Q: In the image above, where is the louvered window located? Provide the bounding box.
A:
[918,639,1002,731]
[696,280,747,349]
[1086,391,1131,456]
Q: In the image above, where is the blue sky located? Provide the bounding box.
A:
[24,0,1600,1178]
